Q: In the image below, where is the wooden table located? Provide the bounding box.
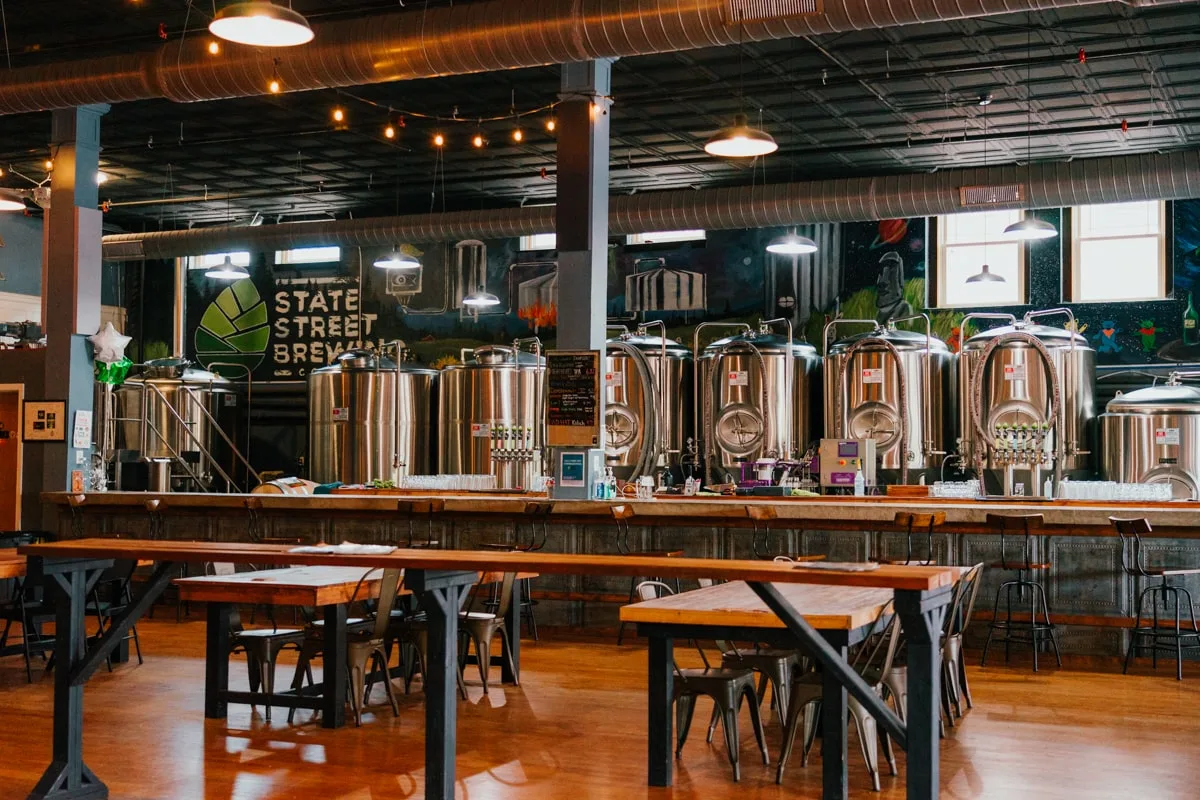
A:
[19,539,958,800]
[621,580,897,796]
[0,553,24,579]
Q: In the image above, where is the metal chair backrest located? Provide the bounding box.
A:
[209,562,237,577]
[851,599,901,685]
[951,563,986,637]
[1110,516,1153,577]
[773,555,795,563]
[697,578,714,589]
[523,501,553,550]
[372,569,404,640]
[492,571,517,619]
[986,513,1043,570]
[634,580,674,602]
[893,511,945,565]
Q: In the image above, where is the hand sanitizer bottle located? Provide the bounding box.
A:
[853,466,866,497]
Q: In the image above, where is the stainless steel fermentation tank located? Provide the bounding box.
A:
[307,347,437,485]
[1102,372,1200,499]
[958,309,1096,495]
[438,339,545,489]
[695,320,821,482]
[107,357,254,491]
[604,323,692,481]
[824,316,956,484]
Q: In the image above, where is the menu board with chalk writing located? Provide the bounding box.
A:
[546,350,601,448]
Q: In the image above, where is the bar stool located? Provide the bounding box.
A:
[1111,517,1200,681]
[397,499,444,548]
[245,497,307,546]
[747,505,825,563]
[874,511,943,565]
[614,504,684,645]
[480,501,549,640]
[980,513,1061,671]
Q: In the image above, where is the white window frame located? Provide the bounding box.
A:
[275,246,342,265]
[625,229,706,245]
[519,233,557,251]
[935,210,1026,309]
[184,252,251,270]
[1069,201,1168,303]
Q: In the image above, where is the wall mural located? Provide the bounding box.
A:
[184,199,1200,378]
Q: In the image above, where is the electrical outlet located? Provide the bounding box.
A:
[74,450,85,465]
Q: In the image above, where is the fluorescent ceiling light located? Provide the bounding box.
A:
[209,2,314,48]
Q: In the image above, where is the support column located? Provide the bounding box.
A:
[41,104,109,493]
[555,60,612,352]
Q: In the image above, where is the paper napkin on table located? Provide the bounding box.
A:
[288,542,397,555]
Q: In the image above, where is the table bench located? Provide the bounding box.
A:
[19,538,959,800]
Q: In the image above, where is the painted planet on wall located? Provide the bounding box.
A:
[871,218,909,249]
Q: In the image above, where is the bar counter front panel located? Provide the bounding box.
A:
[44,491,1200,658]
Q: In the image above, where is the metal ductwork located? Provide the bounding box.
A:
[101,149,1200,261]
[0,0,1191,115]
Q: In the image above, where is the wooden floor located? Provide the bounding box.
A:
[1,618,1199,799]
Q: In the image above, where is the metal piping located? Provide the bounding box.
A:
[4,0,1185,115]
[101,150,1200,261]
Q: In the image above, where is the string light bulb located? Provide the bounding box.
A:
[268,78,281,93]
[384,123,396,139]
[207,40,221,55]
[512,127,524,143]
[472,133,485,148]
[332,107,345,123]
[545,117,556,132]
[433,132,445,147]
[44,159,53,171]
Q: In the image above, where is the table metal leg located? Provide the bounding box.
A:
[896,588,950,800]
[204,602,231,720]
[647,634,674,787]
[407,569,479,800]
[320,603,347,729]
[501,576,521,684]
[822,642,849,800]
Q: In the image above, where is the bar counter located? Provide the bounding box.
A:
[43,490,1200,658]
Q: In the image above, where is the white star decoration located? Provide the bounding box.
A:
[88,322,132,364]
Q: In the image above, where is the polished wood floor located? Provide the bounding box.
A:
[1,618,1199,799]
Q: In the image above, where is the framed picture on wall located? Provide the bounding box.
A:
[23,400,67,442]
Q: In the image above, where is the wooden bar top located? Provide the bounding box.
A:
[21,539,960,592]
[42,490,1200,534]
[619,580,893,631]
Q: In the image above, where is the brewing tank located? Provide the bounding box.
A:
[697,326,821,478]
[438,344,545,489]
[604,332,692,480]
[308,349,436,484]
[113,357,238,483]
[958,312,1096,480]
[824,321,955,480]
[1101,375,1200,499]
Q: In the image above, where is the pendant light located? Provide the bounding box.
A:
[204,255,250,280]
[209,2,314,48]
[374,249,420,270]
[966,101,1006,285]
[766,229,818,255]
[703,13,777,159]
[965,263,1005,283]
[1003,18,1058,241]
[0,188,25,212]
[462,289,501,308]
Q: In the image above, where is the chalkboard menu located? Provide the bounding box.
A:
[546,350,601,448]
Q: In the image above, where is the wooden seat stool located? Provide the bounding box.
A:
[480,501,550,640]
[747,505,825,563]
[874,511,943,566]
[612,505,683,645]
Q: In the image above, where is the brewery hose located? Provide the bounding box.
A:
[608,340,659,480]
[833,337,909,485]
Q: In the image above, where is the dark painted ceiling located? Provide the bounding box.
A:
[0,1,1197,230]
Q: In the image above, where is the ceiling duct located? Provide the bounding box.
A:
[0,0,1192,114]
[102,149,1200,260]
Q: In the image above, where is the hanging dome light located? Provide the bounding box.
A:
[766,231,818,255]
[373,249,421,270]
[1002,216,1058,241]
[209,2,314,48]
[966,263,1006,284]
[463,290,501,308]
[704,113,778,158]
[204,255,250,280]
[0,188,25,212]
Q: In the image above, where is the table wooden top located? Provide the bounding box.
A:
[175,566,400,607]
[22,539,960,592]
[618,580,894,631]
[0,553,24,580]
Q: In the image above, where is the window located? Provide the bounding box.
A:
[519,233,557,251]
[625,229,706,245]
[184,252,250,270]
[936,209,1025,308]
[1070,201,1167,303]
[275,246,341,265]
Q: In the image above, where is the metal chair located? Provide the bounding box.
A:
[0,552,55,683]
[635,581,769,783]
[346,568,404,726]
[614,505,684,645]
[1111,517,1200,681]
[941,563,985,722]
[85,559,144,672]
[480,501,550,639]
[747,505,825,563]
[980,513,1061,671]
[458,571,520,695]
[776,599,901,792]
[875,511,943,565]
[397,499,444,548]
